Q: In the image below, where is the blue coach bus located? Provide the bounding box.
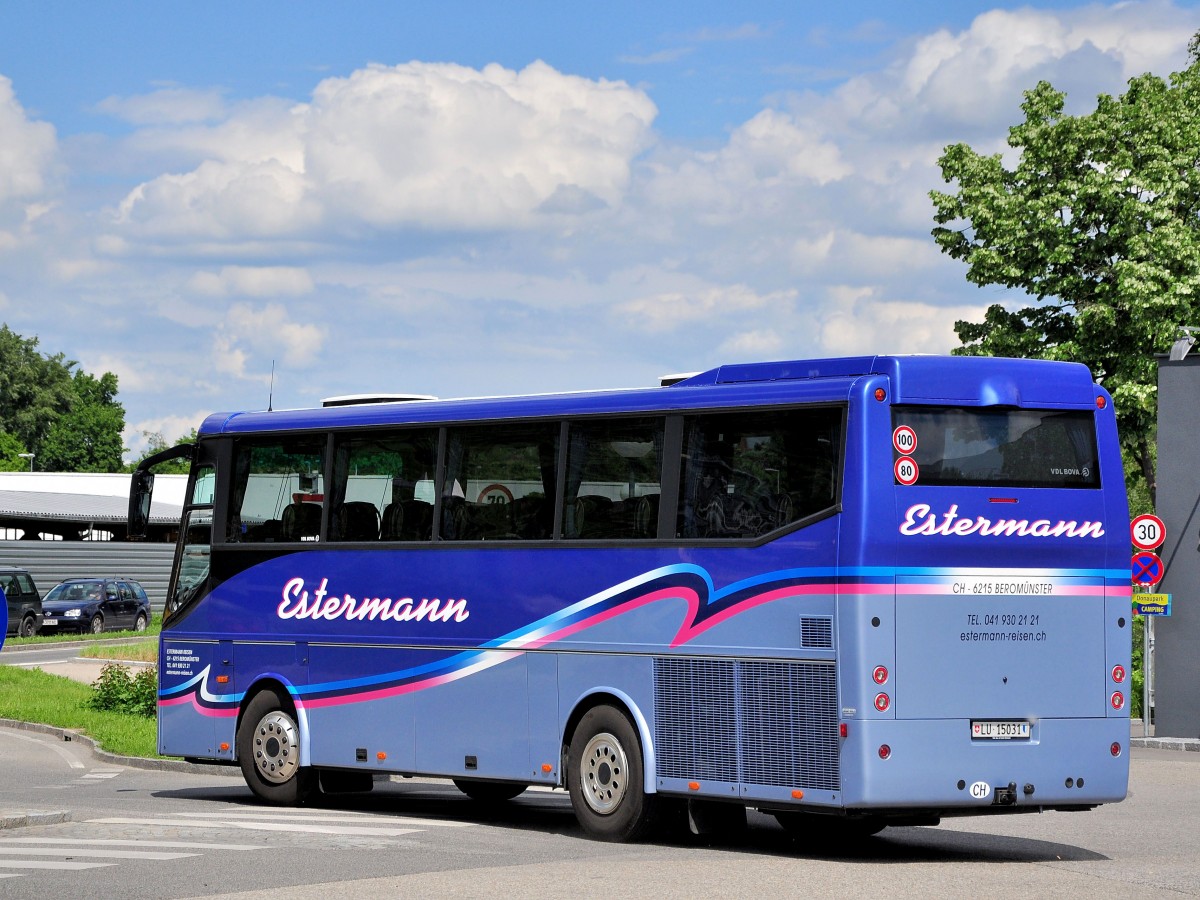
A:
[130,355,1131,841]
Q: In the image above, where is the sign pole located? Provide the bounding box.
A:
[1130,514,1167,739]
[1144,590,1153,739]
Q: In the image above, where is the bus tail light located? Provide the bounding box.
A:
[1110,742,1122,757]
[872,665,889,685]
[1110,692,1125,711]
[874,693,890,712]
[840,723,848,738]
[878,744,891,760]
[1111,665,1126,683]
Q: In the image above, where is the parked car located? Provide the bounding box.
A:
[40,578,151,634]
[1,566,44,638]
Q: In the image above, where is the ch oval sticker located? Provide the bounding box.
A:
[970,781,991,800]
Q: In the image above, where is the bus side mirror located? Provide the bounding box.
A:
[128,470,155,540]
[127,442,196,540]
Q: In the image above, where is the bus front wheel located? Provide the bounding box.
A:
[237,690,316,805]
[567,705,658,841]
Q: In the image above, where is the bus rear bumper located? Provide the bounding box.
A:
[834,716,1129,812]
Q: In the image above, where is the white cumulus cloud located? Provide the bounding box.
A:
[0,76,57,206]
[110,60,657,243]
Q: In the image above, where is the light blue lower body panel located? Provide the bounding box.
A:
[838,717,1129,810]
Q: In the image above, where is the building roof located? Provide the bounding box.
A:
[0,488,182,524]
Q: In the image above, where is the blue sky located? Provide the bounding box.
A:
[1,1,1199,457]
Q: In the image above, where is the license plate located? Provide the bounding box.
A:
[971,720,1030,740]
[42,618,58,626]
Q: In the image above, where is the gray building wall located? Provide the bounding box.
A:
[0,541,175,616]
[1154,355,1200,738]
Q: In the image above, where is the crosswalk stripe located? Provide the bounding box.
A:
[0,860,115,870]
[79,771,122,780]
[0,847,198,860]
[88,817,425,837]
[0,838,263,851]
[171,810,472,827]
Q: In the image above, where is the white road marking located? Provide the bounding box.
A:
[88,817,426,837]
[0,847,198,860]
[0,729,86,769]
[0,860,115,870]
[0,837,263,851]
[171,810,473,827]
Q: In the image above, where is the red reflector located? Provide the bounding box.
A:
[1096,396,1107,409]
[1110,742,1122,757]
[872,665,889,685]
[1112,665,1126,683]
[1110,692,1125,711]
[874,693,890,712]
[878,744,891,760]
[840,723,848,738]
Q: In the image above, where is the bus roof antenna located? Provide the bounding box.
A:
[268,360,275,411]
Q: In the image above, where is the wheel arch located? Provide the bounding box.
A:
[235,675,311,767]
[562,687,656,794]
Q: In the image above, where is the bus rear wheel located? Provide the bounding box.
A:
[452,780,527,802]
[567,705,658,842]
[238,690,315,805]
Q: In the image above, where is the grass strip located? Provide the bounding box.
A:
[0,665,159,759]
[5,616,162,646]
[80,640,158,663]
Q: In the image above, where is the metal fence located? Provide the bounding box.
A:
[0,541,175,615]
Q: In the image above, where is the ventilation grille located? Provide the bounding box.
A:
[800,616,834,649]
[654,657,839,791]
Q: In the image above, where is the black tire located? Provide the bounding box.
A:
[237,690,316,805]
[89,614,104,634]
[452,779,528,802]
[567,705,658,841]
[773,811,886,838]
[134,612,148,632]
[18,615,37,638]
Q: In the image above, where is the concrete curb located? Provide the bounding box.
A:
[1131,736,1200,752]
[0,809,72,830]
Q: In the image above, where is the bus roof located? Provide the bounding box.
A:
[197,355,1100,436]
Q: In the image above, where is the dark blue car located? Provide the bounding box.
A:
[40,578,151,634]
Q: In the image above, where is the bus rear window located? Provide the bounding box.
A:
[893,407,1100,489]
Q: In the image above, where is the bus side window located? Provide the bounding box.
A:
[442,423,559,540]
[677,406,842,539]
[330,430,439,542]
[563,417,664,540]
[230,437,327,544]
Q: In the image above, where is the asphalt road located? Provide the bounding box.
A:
[0,720,1197,899]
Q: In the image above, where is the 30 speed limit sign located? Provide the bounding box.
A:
[1130,514,1165,551]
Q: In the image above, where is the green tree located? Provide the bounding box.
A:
[0,431,30,471]
[0,325,75,455]
[39,371,126,472]
[930,54,1200,505]
[129,429,197,474]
